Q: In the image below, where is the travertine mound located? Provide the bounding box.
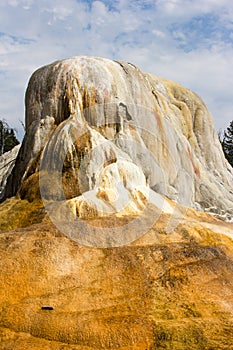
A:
[1,55,233,350]
[4,56,233,219]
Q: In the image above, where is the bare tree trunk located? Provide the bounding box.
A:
[0,121,4,156]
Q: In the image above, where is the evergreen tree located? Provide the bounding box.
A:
[0,119,19,156]
[222,120,233,167]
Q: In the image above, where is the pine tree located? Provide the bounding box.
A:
[222,120,233,167]
[0,119,19,156]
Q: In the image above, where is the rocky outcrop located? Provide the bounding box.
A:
[4,57,233,221]
[0,144,20,201]
[1,56,233,349]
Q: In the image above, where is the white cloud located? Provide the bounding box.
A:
[0,0,232,140]
[1,0,34,9]
[152,29,166,38]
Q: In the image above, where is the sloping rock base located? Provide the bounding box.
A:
[1,201,233,349]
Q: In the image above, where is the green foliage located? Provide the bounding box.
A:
[222,120,233,167]
[0,119,19,155]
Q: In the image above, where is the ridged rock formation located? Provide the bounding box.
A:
[4,56,233,220]
[1,57,233,349]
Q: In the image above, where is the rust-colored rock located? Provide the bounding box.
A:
[1,202,233,349]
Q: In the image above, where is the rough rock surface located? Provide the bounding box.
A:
[4,56,233,219]
[0,144,20,201]
[1,203,233,349]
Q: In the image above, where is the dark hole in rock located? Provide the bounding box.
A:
[41,306,54,310]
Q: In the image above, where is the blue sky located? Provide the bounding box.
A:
[0,0,233,140]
